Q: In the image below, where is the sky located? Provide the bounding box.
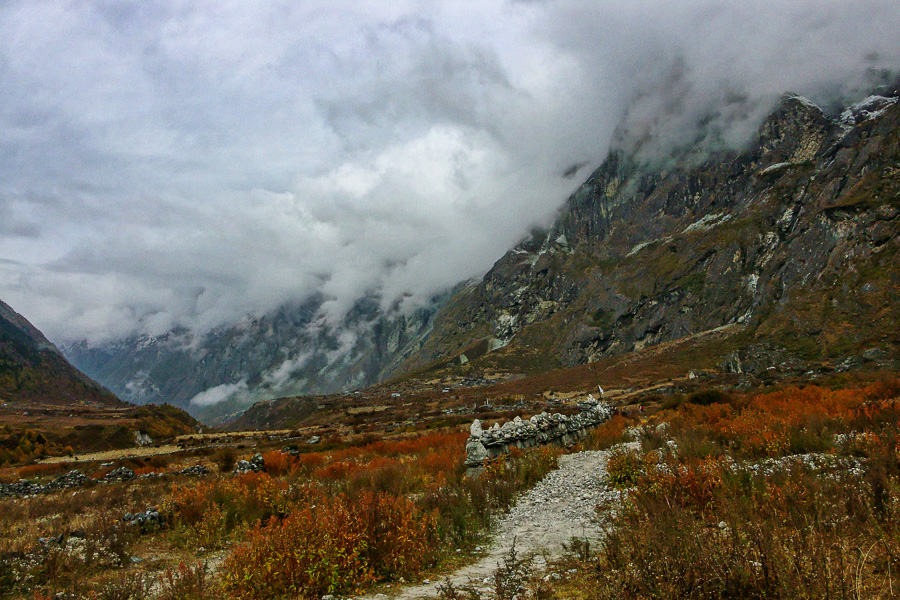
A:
[1,0,898,345]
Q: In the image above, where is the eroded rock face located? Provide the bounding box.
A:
[465,402,613,468]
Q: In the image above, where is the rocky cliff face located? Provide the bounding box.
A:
[395,92,900,378]
[64,294,442,420]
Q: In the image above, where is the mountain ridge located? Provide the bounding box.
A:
[0,298,123,407]
[63,89,900,421]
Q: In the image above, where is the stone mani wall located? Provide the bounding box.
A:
[465,400,613,471]
[0,465,209,499]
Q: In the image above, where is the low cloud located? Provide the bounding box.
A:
[0,1,897,344]
[189,380,248,408]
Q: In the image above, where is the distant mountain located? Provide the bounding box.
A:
[64,294,443,421]
[0,299,122,406]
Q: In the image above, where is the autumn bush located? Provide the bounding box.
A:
[210,430,559,599]
[605,449,643,489]
[652,382,899,460]
[16,462,71,480]
[583,415,629,450]
[158,561,219,600]
[214,447,238,473]
[167,481,225,549]
[569,379,900,600]
[221,491,435,599]
[0,422,566,598]
[133,464,165,476]
[589,459,900,600]
[259,450,296,476]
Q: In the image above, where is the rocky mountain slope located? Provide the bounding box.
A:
[0,299,122,407]
[392,91,900,380]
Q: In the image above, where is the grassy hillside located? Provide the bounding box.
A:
[0,300,122,407]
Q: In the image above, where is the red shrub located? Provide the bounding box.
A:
[222,491,430,599]
[294,452,326,473]
[261,450,297,476]
[313,460,360,480]
[134,465,164,476]
[169,481,217,527]
[17,462,70,479]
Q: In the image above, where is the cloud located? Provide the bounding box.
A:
[0,1,897,344]
[189,380,248,408]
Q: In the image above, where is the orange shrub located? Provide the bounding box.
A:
[352,490,437,578]
[133,465,164,476]
[294,452,326,473]
[327,431,467,463]
[643,456,726,510]
[90,466,115,480]
[261,450,297,476]
[664,382,900,459]
[223,502,372,600]
[419,450,459,482]
[221,490,435,599]
[169,481,218,527]
[313,460,360,481]
[585,415,628,449]
[345,456,409,494]
[166,479,226,549]
[17,462,70,479]
[220,472,291,524]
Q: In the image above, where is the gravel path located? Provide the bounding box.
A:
[360,448,627,600]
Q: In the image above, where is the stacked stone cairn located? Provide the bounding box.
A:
[465,397,613,474]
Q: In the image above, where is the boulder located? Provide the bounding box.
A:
[465,438,490,467]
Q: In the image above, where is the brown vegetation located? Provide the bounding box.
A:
[547,379,900,600]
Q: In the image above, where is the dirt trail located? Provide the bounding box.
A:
[361,448,626,600]
[38,445,185,464]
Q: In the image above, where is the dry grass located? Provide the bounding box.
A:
[0,423,562,599]
[557,379,900,600]
[38,445,183,464]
